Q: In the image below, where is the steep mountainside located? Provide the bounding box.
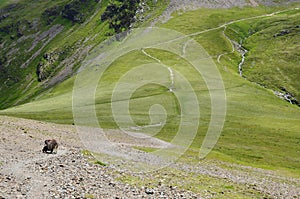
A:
[0,0,100,108]
[0,0,166,109]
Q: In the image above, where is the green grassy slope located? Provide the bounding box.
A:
[226,8,300,103]
[0,0,167,109]
[1,3,300,176]
[160,5,300,173]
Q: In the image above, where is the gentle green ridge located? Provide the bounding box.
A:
[1,3,300,177]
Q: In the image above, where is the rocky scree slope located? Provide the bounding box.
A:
[0,116,300,198]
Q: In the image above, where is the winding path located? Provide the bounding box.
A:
[151,7,299,75]
[217,26,235,64]
[141,48,175,92]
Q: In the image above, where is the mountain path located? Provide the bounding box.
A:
[141,48,175,92]
[150,7,299,77]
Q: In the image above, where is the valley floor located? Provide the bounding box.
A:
[0,116,299,198]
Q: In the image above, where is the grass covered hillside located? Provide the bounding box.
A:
[158,3,300,170]
[0,0,167,109]
[226,8,300,104]
[1,1,300,178]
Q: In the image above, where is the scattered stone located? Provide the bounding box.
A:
[273,29,291,37]
[145,188,154,195]
[0,115,299,198]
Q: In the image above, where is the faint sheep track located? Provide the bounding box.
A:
[154,7,299,76]
[201,8,298,62]
[217,26,235,64]
[155,7,299,49]
[141,48,175,91]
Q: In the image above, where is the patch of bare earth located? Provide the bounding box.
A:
[0,116,198,198]
[0,116,299,198]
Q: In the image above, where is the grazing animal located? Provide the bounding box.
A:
[42,139,58,154]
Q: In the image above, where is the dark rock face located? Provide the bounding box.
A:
[62,0,99,23]
[273,29,291,37]
[101,0,141,33]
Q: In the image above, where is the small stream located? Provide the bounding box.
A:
[221,30,247,77]
[237,44,248,77]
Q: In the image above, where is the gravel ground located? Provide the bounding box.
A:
[0,116,199,198]
[0,116,299,198]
